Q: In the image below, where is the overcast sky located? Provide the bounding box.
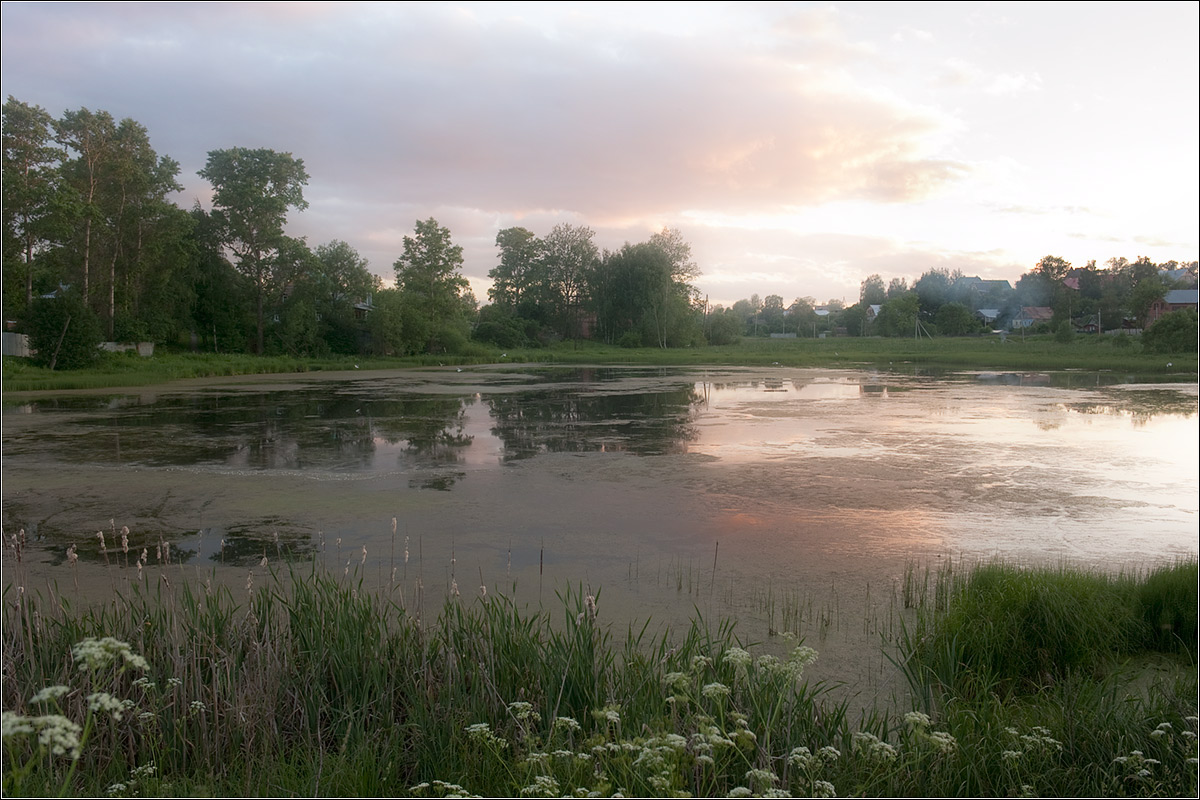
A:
[3,1,1197,307]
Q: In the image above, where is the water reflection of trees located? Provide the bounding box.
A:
[1063,390,1198,426]
[24,389,475,472]
[487,385,702,459]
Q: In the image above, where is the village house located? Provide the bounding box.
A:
[1010,306,1054,329]
[1146,289,1199,325]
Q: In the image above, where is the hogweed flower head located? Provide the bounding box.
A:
[904,711,932,729]
[3,713,83,760]
[72,638,149,672]
[852,731,898,761]
[30,685,70,704]
[87,692,128,721]
[702,682,731,700]
[553,716,581,734]
[723,647,752,670]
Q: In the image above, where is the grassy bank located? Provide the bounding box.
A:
[4,333,1196,394]
[3,558,1195,797]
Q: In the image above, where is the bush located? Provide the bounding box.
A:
[1142,308,1198,354]
[617,331,641,348]
[1054,320,1074,344]
[28,294,103,370]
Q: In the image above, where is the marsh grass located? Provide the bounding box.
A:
[3,556,1196,797]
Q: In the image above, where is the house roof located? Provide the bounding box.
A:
[1018,306,1054,321]
[1163,289,1198,305]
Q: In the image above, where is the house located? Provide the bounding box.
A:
[866,304,882,322]
[353,294,374,321]
[1147,289,1199,325]
[975,308,1002,326]
[1010,306,1054,329]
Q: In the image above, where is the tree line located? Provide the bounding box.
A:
[710,255,1196,342]
[3,97,711,366]
[5,95,1196,368]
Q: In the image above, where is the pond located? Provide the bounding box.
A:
[3,365,1197,704]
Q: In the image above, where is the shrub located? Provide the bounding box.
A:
[28,294,103,370]
[1054,320,1075,344]
[1142,308,1198,354]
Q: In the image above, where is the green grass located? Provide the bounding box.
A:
[4,333,1194,393]
[3,557,1196,797]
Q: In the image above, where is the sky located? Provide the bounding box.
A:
[3,1,1197,308]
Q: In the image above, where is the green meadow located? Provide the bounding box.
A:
[3,333,1195,394]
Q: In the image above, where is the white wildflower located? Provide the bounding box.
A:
[189,700,206,714]
[746,768,778,787]
[71,638,149,672]
[466,721,509,749]
[521,775,561,797]
[553,716,581,734]
[727,788,752,798]
[107,782,127,795]
[690,655,713,673]
[852,731,898,761]
[789,645,819,668]
[811,780,837,798]
[723,647,752,669]
[788,746,815,771]
[2,711,35,738]
[507,701,541,724]
[34,714,83,759]
[904,711,932,729]
[87,692,128,721]
[928,730,958,754]
[30,685,70,704]
[1002,750,1023,761]
[702,682,731,700]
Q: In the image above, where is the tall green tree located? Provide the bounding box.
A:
[590,230,701,348]
[95,118,184,339]
[542,223,599,339]
[198,147,310,354]
[2,97,69,321]
[489,227,545,310]
[307,240,378,354]
[860,274,886,305]
[56,107,118,307]
[393,218,472,354]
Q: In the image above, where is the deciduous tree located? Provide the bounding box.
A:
[393,218,471,353]
[198,147,309,353]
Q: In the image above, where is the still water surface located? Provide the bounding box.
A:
[3,366,1197,701]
